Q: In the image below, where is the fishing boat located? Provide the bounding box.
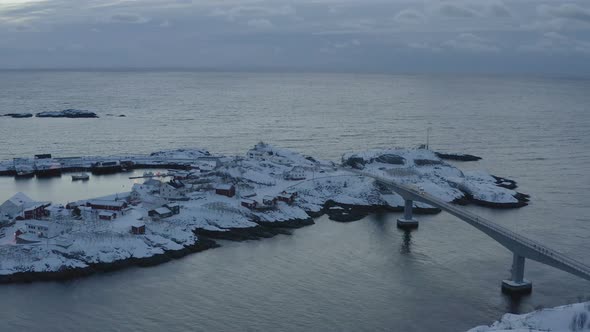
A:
[13,157,35,178]
[34,156,62,177]
[91,161,122,174]
[16,170,35,178]
[71,173,90,181]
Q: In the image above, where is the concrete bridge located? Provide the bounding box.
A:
[345,167,590,294]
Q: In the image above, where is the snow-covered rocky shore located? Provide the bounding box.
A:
[0,143,529,283]
[468,302,590,332]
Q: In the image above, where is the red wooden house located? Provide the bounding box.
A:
[241,199,257,209]
[215,184,235,197]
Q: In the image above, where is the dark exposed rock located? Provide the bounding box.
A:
[194,217,314,241]
[375,154,406,165]
[36,109,98,118]
[435,152,482,162]
[324,199,441,222]
[492,175,518,190]
[342,156,366,169]
[4,113,33,118]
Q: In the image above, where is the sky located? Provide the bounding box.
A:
[1,0,590,74]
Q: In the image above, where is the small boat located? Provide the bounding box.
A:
[72,173,90,181]
[15,170,35,178]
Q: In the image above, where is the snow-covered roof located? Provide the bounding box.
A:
[23,203,49,212]
[88,200,126,207]
[215,184,234,190]
[154,207,172,215]
[241,199,256,204]
[130,220,145,228]
[6,192,33,206]
[143,179,162,187]
[25,220,50,228]
[165,203,180,208]
[98,211,116,217]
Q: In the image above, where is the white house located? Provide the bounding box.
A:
[143,179,163,192]
[159,183,186,200]
[0,192,50,219]
[25,220,52,238]
[130,178,169,202]
[247,149,265,160]
[0,192,33,218]
[284,166,306,180]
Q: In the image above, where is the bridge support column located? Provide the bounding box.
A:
[502,253,532,294]
[397,199,419,229]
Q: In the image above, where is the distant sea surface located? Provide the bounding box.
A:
[0,71,589,332]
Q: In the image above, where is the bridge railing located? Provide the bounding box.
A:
[345,168,590,275]
[411,184,590,274]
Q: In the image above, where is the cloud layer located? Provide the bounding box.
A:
[0,0,589,74]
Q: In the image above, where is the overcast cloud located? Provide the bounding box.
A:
[1,0,589,74]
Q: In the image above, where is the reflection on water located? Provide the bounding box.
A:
[0,169,167,203]
[0,72,588,331]
[400,230,413,255]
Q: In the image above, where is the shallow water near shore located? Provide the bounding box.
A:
[0,71,589,331]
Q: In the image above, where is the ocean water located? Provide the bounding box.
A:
[0,71,589,331]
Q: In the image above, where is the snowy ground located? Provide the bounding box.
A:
[468,302,590,332]
[0,144,526,278]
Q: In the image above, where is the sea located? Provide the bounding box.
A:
[0,71,589,332]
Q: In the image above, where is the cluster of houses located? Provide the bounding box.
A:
[1,146,312,244]
[148,203,180,220]
[129,178,192,204]
[0,193,72,243]
[240,190,297,211]
[0,192,51,225]
[246,143,310,181]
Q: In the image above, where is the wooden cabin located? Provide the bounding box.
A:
[215,184,236,198]
[241,199,257,209]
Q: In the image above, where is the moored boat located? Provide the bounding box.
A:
[91,161,122,174]
[71,173,90,181]
[35,161,62,177]
[15,170,35,178]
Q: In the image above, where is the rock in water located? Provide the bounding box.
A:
[435,152,482,161]
[4,113,33,118]
[36,109,99,118]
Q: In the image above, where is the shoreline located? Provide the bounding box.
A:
[0,145,531,284]
[0,194,526,284]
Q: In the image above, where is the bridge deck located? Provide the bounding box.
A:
[346,168,590,282]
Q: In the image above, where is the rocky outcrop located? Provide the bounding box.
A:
[195,217,315,241]
[36,109,98,118]
[324,200,441,222]
[0,237,218,284]
[435,152,482,161]
[4,113,33,118]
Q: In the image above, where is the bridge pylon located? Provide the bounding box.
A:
[501,253,533,294]
[397,199,419,229]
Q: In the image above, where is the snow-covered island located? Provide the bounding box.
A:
[468,302,590,332]
[0,143,529,283]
